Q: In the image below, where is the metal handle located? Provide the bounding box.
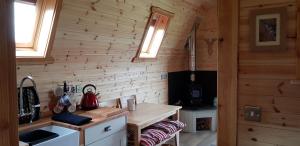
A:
[82,84,96,94]
[104,126,112,132]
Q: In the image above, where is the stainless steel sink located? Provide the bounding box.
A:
[19,125,79,146]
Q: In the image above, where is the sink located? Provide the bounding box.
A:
[19,125,79,146]
[19,129,59,145]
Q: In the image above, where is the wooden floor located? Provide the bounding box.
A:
[180,131,216,146]
[167,131,217,146]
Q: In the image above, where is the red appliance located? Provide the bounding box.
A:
[81,84,99,110]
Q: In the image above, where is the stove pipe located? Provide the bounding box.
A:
[188,17,201,81]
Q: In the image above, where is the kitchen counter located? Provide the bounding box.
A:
[19,107,127,132]
[19,107,128,146]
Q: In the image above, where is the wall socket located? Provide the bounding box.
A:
[161,72,168,80]
[244,106,261,122]
[75,85,82,94]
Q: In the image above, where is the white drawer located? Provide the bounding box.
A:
[87,130,126,146]
[85,116,126,145]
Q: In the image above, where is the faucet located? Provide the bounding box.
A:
[19,76,39,123]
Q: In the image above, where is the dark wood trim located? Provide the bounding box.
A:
[217,0,239,145]
[0,0,18,145]
[296,0,300,79]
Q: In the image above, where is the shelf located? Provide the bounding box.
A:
[156,130,181,146]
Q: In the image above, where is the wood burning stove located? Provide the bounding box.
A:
[168,71,217,110]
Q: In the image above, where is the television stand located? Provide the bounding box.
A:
[180,108,217,132]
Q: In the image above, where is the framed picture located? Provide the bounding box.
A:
[250,7,287,51]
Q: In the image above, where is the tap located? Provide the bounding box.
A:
[19,76,39,123]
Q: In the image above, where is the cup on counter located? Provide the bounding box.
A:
[127,99,136,111]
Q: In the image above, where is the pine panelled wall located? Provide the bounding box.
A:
[16,0,203,116]
[196,0,218,71]
[238,0,300,145]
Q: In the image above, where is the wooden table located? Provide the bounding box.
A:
[127,103,182,146]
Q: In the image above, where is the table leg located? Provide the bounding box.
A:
[135,127,141,146]
[211,116,217,132]
[79,131,85,146]
[128,124,141,146]
[175,133,180,146]
[172,110,180,121]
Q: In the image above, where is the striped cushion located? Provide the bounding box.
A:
[140,133,156,146]
[143,128,169,143]
[140,120,186,145]
[150,120,186,134]
[150,121,178,134]
[167,120,186,129]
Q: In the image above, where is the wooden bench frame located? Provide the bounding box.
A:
[127,103,181,146]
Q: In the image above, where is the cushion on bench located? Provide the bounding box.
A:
[140,133,156,146]
[140,120,186,146]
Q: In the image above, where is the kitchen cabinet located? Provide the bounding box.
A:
[85,116,126,146]
[87,130,126,146]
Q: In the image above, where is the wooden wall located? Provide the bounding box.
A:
[0,0,18,145]
[16,0,202,115]
[238,0,300,145]
[196,0,218,71]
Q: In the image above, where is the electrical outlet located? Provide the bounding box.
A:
[75,85,82,93]
[244,106,261,122]
[161,73,168,80]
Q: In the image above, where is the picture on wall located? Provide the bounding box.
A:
[250,7,287,51]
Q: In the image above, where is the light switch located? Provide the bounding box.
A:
[244,106,261,122]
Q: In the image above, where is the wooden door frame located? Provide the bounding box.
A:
[0,0,18,146]
[296,0,300,79]
[217,0,239,146]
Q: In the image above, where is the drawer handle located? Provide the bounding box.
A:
[104,126,112,132]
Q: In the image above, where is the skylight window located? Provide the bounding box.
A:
[14,2,37,46]
[14,0,62,61]
[133,7,173,61]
